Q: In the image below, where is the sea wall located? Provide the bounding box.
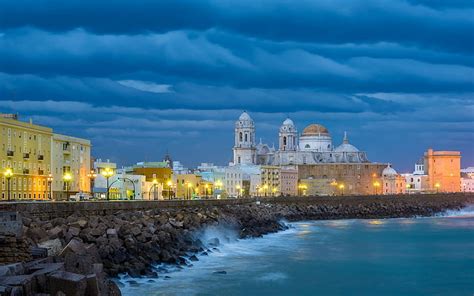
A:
[0,193,473,295]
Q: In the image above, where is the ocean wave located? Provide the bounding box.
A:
[436,205,474,218]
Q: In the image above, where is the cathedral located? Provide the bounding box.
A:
[232,111,370,166]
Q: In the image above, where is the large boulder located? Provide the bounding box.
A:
[48,271,87,296]
[38,238,63,256]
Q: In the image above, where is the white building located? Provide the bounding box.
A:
[461,177,474,192]
[402,158,429,193]
[225,166,243,197]
[381,164,406,195]
[231,112,370,166]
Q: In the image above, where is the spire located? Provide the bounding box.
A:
[259,138,263,145]
[343,131,349,144]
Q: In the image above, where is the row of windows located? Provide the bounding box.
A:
[1,192,50,200]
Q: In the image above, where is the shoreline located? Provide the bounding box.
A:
[1,193,473,295]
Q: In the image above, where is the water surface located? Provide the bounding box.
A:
[119,207,474,296]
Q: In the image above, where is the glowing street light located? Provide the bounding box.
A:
[101,168,114,201]
[338,183,345,196]
[263,184,269,197]
[373,181,380,195]
[236,184,241,198]
[434,182,441,193]
[63,172,72,201]
[167,180,173,200]
[4,168,13,201]
[87,169,97,196]
[272,187,277,197]
[205,183,209,198]
[187,182,193,200]
[46,173,53,200]
[149,178,159,200]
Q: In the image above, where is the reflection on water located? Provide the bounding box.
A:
[120,208,474,296]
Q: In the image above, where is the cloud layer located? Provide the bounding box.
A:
[0,0,473,170]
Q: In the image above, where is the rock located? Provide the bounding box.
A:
[85,274,100,296]
[70,219,88,229]
[207,237,220,247]
[106,228,118,238]
[169,219,184,228]
[68,227,81,237]
[26,227,48,243]
[213,271,227,275]
[48,271,87,296]
[38,238,63,256]
[48,226,64,239]
[189,255,199,262]
[0,263,25,277]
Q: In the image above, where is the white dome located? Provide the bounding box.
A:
[335,143,359,153]
[239,111,252,121]
[382,165,397,176]
[282,118,295,126]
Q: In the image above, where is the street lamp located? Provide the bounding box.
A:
[204,184,209,199]
[4,168,13,201]
[373,181,380,195]
[330,180,338,196]
[63,172,72,201]
[149,178,159,200]
[101,168,114,201]
[167,180,173,200]
[338,183,345,196]
[263,184,269,197]
[435,182,441,193]
[87,169,97,197]
[187,182,193,200]
[272,187,277,197]
[47,174,53,200]
[298,183,307,196]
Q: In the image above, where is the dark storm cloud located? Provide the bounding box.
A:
[1,0,473,53]
[0,0,473,169]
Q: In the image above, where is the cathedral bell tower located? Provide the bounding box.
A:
[233,111,257,165]
[279,117,297,151]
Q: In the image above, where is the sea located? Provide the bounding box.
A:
[118,206,474,296]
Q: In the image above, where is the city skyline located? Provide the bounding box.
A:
[0,0,473,170]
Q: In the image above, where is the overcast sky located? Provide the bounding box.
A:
[0,0,473,171]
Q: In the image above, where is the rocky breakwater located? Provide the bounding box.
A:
[5,193,473,294]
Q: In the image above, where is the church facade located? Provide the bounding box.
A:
[233,111,370,166]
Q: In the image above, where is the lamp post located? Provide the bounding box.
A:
[87,169,97,198]
[236,184,241,198]
[150,178,158,200]
[4,168,13,202]
[47,174,53,200]
[263,184,269,197]
[167,180,172,200]
[187,183,193,200]
[63,172,72,201]
[272,187,277,197]
[435,182,440,193]
[205,184,209,199]
[373,181,380,195]
[101,168,114,201]
[338,183,345,196]
[330,180,338,196]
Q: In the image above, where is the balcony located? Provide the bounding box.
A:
[7,150,14,157]
[23,169,30,175]
[38,155,44,161]
[38,169,44,175]
[23,153,30,159]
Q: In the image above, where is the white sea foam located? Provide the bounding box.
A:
[257,272,288,282]
[436,205,474,218]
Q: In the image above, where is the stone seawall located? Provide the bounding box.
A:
[0,193,471,219]
[0,193,473,295]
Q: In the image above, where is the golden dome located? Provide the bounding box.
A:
[302,124,329,136]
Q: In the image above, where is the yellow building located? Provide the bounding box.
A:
[129,162,173,199]
[175,174,202,199]
[51,133,91,200]
[424,149,461,192]
[261,165,280,196]
[1,115,53,200]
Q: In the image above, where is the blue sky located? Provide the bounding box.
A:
[0,0,473,171]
